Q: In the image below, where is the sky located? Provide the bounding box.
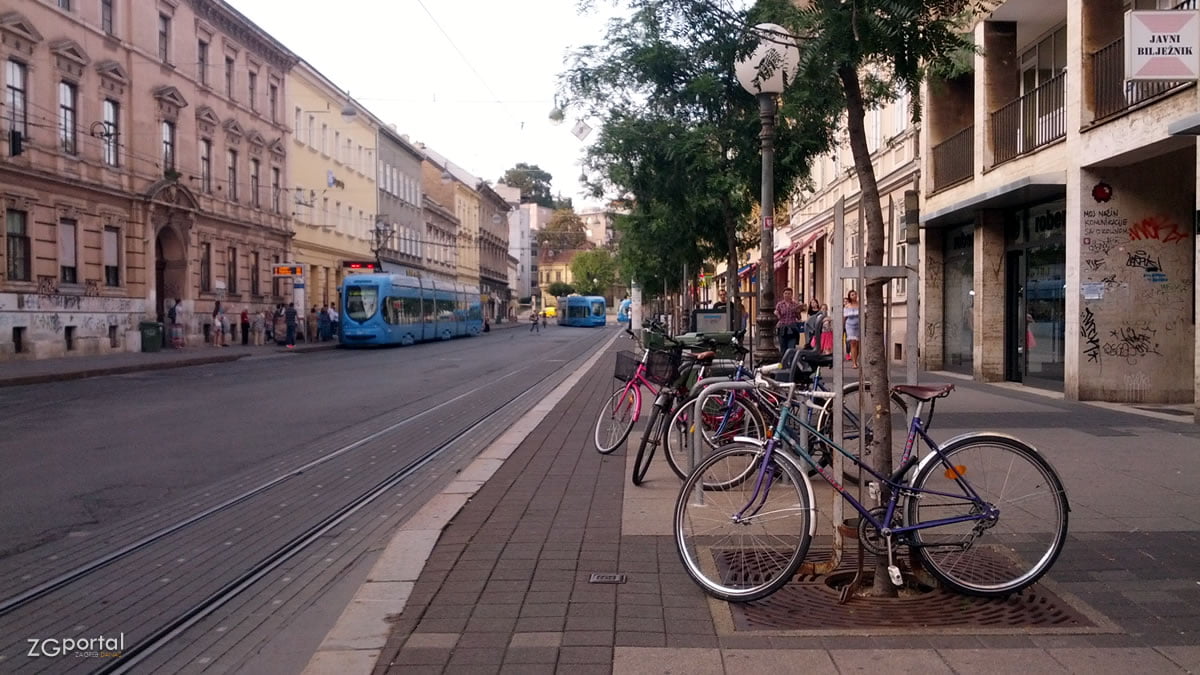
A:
[228,0,625,208]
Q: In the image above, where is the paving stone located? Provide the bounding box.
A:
[829,648,954,673]
[561,630,614,646]
[938,648,1067,673]
[403,633,460,649]
[503,646,559,664]
[724,648,837,674]
[613,647,723,675]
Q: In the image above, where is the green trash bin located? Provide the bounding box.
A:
[140,321,163,353]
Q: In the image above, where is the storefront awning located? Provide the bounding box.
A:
[922,172,1066,228]
[737,263,754,279]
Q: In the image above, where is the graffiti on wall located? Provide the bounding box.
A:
[1080,307,1101,365]
[1102,323,1161,364]
[1128,215,1188,245]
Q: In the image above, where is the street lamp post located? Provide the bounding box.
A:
[735,23,799,365]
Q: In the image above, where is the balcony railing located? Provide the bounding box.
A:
[989,71,1066,166]
[1092,2,1195,122]
[931,125,974,192]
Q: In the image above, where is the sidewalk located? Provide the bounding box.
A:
[304,338,1200,674]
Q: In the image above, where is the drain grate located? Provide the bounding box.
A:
[719,547,1099,632]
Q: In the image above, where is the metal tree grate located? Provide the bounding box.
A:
[716,547,1098,632]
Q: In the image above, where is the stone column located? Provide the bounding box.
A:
[974,209,1007,382]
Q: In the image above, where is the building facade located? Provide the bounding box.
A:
[1,0,295,358]
[920,0,1198,405]
[420,194,458,283]
[375,126,424,277]
[476,181,511,321]
[285,60,377,311]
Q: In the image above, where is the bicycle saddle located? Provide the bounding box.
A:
[795,348,833,368]
[893,383,955,401]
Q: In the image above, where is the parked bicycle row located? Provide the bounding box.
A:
[593,322,1070,605]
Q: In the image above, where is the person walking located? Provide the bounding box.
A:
[240,308,250,346]
[529,310,540,333]
[168,298,185,348]
[818,304,834,355]
[318,304,331,341]
[844,290,861,369]
[328,303,340,338]
[802,299,824,350]
[284,302,298,348]
[211,302,225,347]
[773,287,802,355]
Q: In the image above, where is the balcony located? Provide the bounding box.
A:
[989,71,1065,166]
[931,126,974,192]
[1091,3,1196,123]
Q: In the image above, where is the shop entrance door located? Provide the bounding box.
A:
[1005,243,1066,388]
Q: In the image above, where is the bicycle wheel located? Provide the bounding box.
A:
[812,382,907,484]
[664,394,766,481]
[906,435,1069,597]
[594,386,639,454]
[631,402,667,485]
[674,443,813,602]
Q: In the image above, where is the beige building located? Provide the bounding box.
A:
[1,0,295,358]
[476,182,511,320]
[419,147,481,288]
[920,0,1198,405]
[286,60,377,310]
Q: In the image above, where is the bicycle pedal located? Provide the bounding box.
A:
[888,565,903,587]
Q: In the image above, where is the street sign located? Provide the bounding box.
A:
[272,265,303,276]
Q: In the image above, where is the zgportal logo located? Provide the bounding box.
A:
[26,633,124,658]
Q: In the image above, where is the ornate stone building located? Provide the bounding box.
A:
[0,0,295,359]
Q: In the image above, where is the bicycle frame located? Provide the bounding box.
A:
[613,351,661,424]
[744,389,994,540]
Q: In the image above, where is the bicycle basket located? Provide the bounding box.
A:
[645,348,682,386]
[614,351,640,382]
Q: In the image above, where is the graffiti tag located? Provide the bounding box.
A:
[1125,250,1161,272]
[1080,307,1101,365]
[1102,324,1161,363]
[1129,216,1188,244]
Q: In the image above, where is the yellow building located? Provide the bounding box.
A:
[285,61,377,311]
[419,147,480,288]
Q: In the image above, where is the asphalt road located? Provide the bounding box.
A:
[0,325,611,559]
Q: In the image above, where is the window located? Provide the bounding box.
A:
[104,227,120,286]
[251,251,260,295]
[224,56,235,98]
[892,211,906,296]
[5,210,30,281]
[334,131,340,161]
[321,123,328,154]
[197,40,208,85]
[894,85,909,133]
[101,99,119,166]
[101,0,114,34]
[307,114,314,146]
[58,0,71,11]
[227,247,238,293]
[161,121,175,171]
[200,242,212,291]
[59,219,77,284]
[58,81,77,154]
[157,13,170,62]
[5,60,28,152]
[248,71,257,111]
[199,139,212,192]
[268,84,278,123]
[294,107,301,139]
[226,149,238,201]
[867,106,881,153]
[250,159,260,207]
[271,167,281,213]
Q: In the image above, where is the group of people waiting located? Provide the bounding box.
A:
[772,288,861,369]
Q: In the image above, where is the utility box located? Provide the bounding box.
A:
[139,321,163,352]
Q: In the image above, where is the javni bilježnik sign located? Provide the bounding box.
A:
[1125,10,1200,81]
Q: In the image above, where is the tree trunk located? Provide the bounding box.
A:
[725,204,741,333]
[838,65,895,598]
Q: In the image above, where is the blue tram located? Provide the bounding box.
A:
[557,295,607,327]
[340,274,483,346]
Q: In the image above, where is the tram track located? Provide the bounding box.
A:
[0,328,612,673]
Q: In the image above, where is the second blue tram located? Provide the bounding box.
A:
[340,274,482,346]
[557,295,607,327]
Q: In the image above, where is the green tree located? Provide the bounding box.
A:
[562,0,835,324]
[537,208,589,250]
[499,163,555,208]
[546,281,576,297]
[788,0,979,596]
[571,249,619,296]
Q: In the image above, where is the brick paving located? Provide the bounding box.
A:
[370,339,1200,674]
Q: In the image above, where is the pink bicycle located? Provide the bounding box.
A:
[593,328,681,454]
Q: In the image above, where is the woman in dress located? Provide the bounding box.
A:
[844,290,860,369]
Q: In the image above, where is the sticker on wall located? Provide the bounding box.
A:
[1091,181,1113,203]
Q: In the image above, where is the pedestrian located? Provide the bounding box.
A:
[819,304,834,355]
[284,302,298,348]
[318,303,331,341]
[483,317,491,333]
[240,308,250,346]
[802,299,823,349]
[212,301,225,347]
[844,290,861,369]
[774,287,802,355]
[328,302,339,337]
[169,298,185,348]
[541,311,547,328]
[529,310,540,333]
[263,308,274,344]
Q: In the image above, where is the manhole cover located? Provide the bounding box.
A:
[718,547,1101,633]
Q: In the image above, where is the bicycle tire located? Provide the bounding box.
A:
[594,386,638,454]
[674,443,812,602]
[664,394,766,481]
[906,434,1069,597]
[631,402,667,485]
[812,382,907,485]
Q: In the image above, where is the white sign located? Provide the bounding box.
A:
[1125,10,1200,81]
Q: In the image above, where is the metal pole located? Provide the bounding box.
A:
[904,189,921,385]
[755,93,780,365]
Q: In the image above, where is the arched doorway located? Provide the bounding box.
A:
[155,226,187,324]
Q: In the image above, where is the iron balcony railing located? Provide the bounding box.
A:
[931,125,974,192]
[990,71,1066,166]
[1093,1,1196,121]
